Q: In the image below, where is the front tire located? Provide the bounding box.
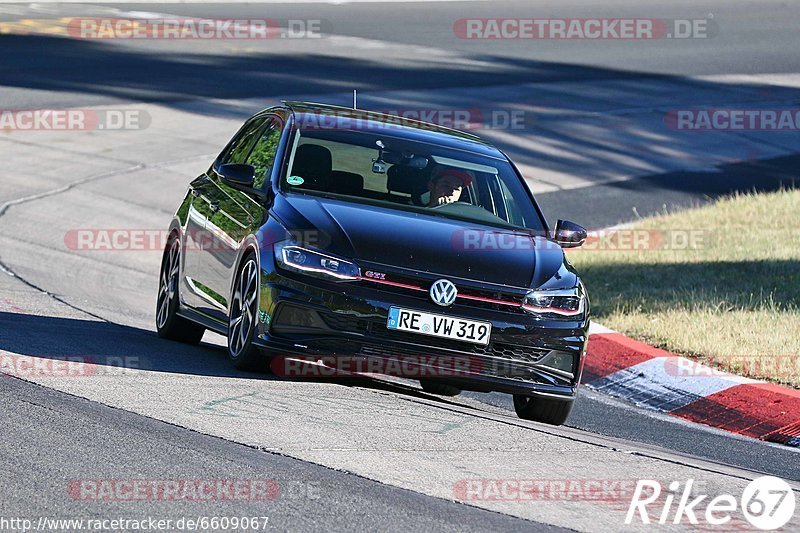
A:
[513,394,573,425]
[156,235,205,344]
[227,255,263,370]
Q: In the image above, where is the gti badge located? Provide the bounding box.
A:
[430,279,457,306]
[364,270,387,280]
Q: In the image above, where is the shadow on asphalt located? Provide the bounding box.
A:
[0,311,452,401]
[0,311,251,378]
[3,34,799,230]
[538,154,800,228]
[0,34,660,108]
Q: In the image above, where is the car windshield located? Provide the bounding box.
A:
[283,126,545,232]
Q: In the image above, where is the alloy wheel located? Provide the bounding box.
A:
[156,238,180,330]
[229,258,259,358]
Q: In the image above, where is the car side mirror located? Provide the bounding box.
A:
[554,220,587,248]
[218,163,255,187]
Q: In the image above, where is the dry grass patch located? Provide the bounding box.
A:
[569,188,800,387]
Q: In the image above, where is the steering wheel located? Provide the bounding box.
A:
[429,201,511,225]
[430,201,472,210]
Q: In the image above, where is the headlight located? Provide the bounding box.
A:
[521,285,585,317]
[274,242,361,282]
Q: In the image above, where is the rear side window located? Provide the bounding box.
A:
[245,119,282,189]
[221,118,265,165]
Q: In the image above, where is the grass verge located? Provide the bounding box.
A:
[568,188,800,387]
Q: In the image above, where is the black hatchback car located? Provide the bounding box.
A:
[156,102,589,425]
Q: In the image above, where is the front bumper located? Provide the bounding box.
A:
[253,261,589,400]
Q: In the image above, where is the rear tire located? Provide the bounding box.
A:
[156,235,205,345]
[420,379,462,397]
[513,394,573,425]
[227,254,264,371]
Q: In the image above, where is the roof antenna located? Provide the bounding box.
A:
[353,89,357,109]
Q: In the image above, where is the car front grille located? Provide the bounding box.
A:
[359,273,527,314]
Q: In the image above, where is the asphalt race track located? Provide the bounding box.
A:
[1,1,799,531]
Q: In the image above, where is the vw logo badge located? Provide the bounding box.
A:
[430,279,457,306]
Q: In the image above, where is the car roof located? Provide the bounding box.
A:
[274,100,506,160]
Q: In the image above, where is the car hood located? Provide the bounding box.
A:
[273,194,567,289]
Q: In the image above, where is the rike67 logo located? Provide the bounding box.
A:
[626,476,796,530]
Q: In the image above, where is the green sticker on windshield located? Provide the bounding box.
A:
[287,175,304,186]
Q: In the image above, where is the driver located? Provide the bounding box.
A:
[427,168,473,207]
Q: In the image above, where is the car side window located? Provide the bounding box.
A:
[221,118,265,165]
[245,119,282,189]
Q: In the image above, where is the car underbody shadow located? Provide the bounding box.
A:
[0,311,465,403]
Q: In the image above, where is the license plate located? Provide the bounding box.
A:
[386,307,491,346]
